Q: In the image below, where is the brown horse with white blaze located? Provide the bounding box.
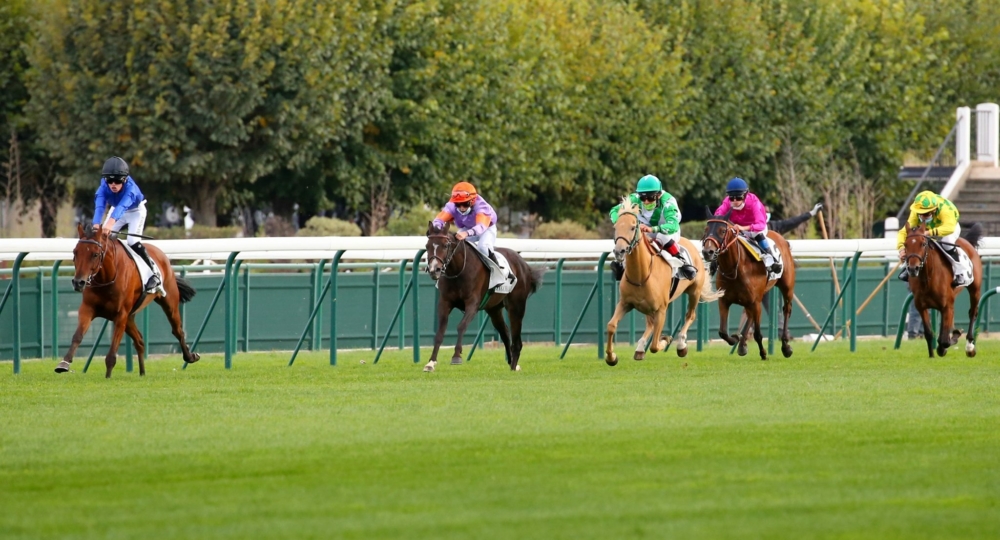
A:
[605,197,722,365]
[55,224,199,377]
[902,222,983,357]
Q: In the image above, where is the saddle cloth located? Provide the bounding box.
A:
[117,239,165,296]
[736,236,784,281]
[470,246,518,294]
[935,242,974,287]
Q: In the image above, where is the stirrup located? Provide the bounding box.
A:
[679,265,697,280]
[145,274,161,292]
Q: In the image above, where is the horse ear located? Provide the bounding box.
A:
[77,223,85,238]
[704,205,712,218]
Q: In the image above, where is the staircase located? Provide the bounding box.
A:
[952,164,1000,235]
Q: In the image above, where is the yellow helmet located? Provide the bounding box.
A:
[910,191,940,214]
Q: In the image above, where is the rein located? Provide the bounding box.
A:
[615,211,656,287]
[426,234,468,279]
[78,237,119,288]
[703,219,741,280]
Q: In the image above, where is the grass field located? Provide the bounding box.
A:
[1,340,999,539]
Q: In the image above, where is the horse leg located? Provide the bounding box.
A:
[918,307,935,358]
[486,305,513,367]
[423,299,453,372]
[635,314,654,360]
[450,305,479,365]
[123,316,146,376]
[56,305,96,373]
[937,304,955,357]
[966,279,981,358]
[605,301,629,366]
[747,302,766,360]
[780,285,794,358]
[155,296,199,365]
[648,310,668,354]
[104,315,129,378]
[506,302,527,371]
[675,291,697,358]
[717,300,738,346]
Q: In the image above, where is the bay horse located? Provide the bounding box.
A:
[55,224,200,377]
[605,196,722,365]
[902,222,983,357]
[424,222,546,372]
[701,214,796,359]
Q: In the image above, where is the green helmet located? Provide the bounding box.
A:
[636,174,662,194]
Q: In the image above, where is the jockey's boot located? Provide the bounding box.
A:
[487,250,500,267]
[610,260,624,282]
[898,267,909,281]
[674,255,697,280]
[768,245,783,274]
[131,242,161,292]
[945,246,961,262]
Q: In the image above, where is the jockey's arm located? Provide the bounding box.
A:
[930,207,958,237]
[654,195,680,235]
[432,210,454,230]
[609,202,623,223]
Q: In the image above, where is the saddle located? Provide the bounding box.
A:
[736,236,783,280]
[119,239,166,296]
[934,241,974,287]
[469,246,517,294]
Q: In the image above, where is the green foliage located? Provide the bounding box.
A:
[680,220,708,240]
[376,205,438,236]
[144,225,242,240]
[296,216,362,237]
[531,220,600,239]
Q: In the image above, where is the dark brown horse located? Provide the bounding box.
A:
[55,224,200,377]
[902,222,983,357]
[701,217,796,359]
[424,222,546,372]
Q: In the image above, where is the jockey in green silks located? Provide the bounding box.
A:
[609,174,697,281]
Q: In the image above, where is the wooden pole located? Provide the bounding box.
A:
[793,293,824,333]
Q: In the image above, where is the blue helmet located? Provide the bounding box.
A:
[726,177,748,196]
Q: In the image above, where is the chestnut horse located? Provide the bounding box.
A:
[424,222,546,372]
[902,222,983,357]
[605,197,722,365]
[55,224,200,377]
[701,215,796,359]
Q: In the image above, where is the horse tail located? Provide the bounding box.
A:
[698,274,724,303]
[962,222,983,249]
[528,265,547,295]
[176,277,197,303]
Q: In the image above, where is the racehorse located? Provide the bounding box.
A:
[701,213,796,359]
[605,196,722,366]
[55,224,200,377]
[902,222,983,357]
[424,222,546,372]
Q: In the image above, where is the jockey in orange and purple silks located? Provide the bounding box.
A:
[432,181,501,266]
[714,177,782,274]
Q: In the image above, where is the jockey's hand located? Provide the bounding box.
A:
[101,219,116,236]
[810,202,823,216]
[898,248,906,260]
[639,224,652,233]
[455,231,468,241]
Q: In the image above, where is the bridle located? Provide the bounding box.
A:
[903,229,930,276]
[614,211,655,286]
[426,233,468,279]
[76,237,118,288]
[702,219,741,280]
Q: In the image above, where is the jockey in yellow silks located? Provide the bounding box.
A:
[897,190,962,281]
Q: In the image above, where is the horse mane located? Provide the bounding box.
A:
[620,195,639,214]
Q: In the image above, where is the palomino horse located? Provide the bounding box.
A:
[55,224,200,377]
[902,222,983,357]
[605,197,722,366]
[701,215,796,359]
[424,222,546,372]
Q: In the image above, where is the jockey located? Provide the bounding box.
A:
[93,156,160,293]
[432,181,501,267]
[609,174,697,281]
[896,190,961,281]
[714,177,782,274]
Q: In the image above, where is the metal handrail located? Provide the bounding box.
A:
[898,122,959,222]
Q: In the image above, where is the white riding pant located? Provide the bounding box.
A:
[103,200,147,247]
[653,231,681,245]
[934,223,961,246]
[465,223,498,259]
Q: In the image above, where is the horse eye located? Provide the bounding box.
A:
[91,253,98,259]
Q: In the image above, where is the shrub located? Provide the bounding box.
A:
[680,220,708,239]
[377,205,438,236]
[296,216,362,237]
[531,220,600,240]
[144,225,242,239]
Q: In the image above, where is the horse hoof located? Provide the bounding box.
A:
[514,364,521,371]
[423,361,436,372]
[450,356,463,365]
[657,339,668,350]
[781,345,793,358]
[185,353,201,364]
[760,354,768,361]
[54,361,71,373]
[937,346,948,357]
[676,347,688,358]
[633,351,646,361]
[737,344,748,356]
[606,353,618,366]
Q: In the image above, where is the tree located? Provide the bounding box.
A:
[27,0,391,226]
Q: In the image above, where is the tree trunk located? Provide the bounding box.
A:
[191,181,220,227]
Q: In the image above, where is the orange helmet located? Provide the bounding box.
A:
[449,182,478,204]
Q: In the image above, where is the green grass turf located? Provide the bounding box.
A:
[1,339,998,539]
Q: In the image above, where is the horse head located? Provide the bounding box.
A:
[612,196,641,263]
[72,223,112,291]
[701,209,734,263]
[425,221,457,281]
[903,222,930,278]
